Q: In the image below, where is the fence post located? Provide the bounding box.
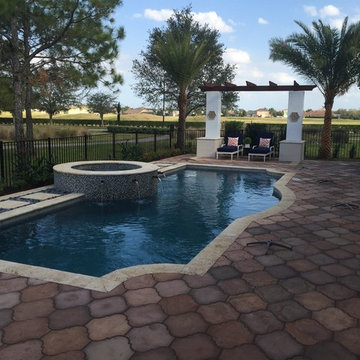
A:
[154,132,157,152]
[84,135,88,160]
[112,132,116,159]
[0,141,4,182]
[135,132,138,145]
[47,138,52,161]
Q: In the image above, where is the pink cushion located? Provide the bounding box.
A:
[259,138,271,147]
[227,137,238,146]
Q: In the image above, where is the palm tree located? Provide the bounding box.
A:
[269,18,360,159]
[151,8,222,149]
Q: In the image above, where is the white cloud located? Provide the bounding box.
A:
[258,17,269,25]
[139,8,234,33]
[223,48,250,64]
[319,5,340,18]
[144,9,173,22]
[304,5,317,17]
[329,17,345,29]
[269,72,295,84]
[193,11,234,33]
[133,13,142,19]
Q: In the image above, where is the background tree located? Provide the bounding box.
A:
[33,65,79,123]
[87,92,116,125]
[132,56,238,118]
[133,7,233,149]
[0,77,13,113]
[269,17,360,159]
[0,0,124,142]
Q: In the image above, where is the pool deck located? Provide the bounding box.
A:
[0,156,360,359]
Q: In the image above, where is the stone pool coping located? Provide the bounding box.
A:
[0,163,295,292]
[53,160,159,176]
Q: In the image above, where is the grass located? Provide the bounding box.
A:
[0,124,90,141]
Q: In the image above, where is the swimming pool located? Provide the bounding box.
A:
[0,168,279,276]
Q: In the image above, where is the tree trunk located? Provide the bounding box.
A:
[318,99,333,159]
[10,16,25,142]
[100,114,104,127]
[49,113,53,125]
[177,89,187,150]
[23,13,34,141]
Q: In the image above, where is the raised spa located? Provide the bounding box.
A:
[53,161,159,200]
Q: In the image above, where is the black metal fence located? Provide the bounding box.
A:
[1,127,359,188]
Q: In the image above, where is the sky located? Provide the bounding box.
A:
[112,0,360,111]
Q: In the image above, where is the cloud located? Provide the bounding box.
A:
[319,5,340,17]
[139,8,234,33]
[223,48,250,64]
[144,9,173,22]
[258,17,269,25]
[193,12,234,33]
[223,48,264,84]
[132,13,142,19]
[329,17,345,29]
[269,72,295,84]
[304,5,317,17]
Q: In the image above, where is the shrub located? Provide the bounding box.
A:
[349,144,356,159]
[224,121,244,136]
[108,126,170,134]
[141,148,184,162]
[333,144,340,158]
[332,129,349,143]
[12,153,55,188]
[118,142,144,161]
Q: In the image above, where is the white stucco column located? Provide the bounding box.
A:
[279,91,306,162]
[197,91,223,157]
[205,91,221,138]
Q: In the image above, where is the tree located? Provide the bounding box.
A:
[0,0,124,142]
[87,92,116,125]
[269,17,360,159]
[132,56,238,119]
[0,77,13,113]
[133,7,232,149]
[33,65,79,123]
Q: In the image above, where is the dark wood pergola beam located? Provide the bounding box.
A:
[200,81,317,92]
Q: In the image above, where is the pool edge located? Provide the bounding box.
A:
[0,163,296,292]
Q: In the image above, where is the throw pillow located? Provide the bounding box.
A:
[227,137,239,146]
[259,138,271,147]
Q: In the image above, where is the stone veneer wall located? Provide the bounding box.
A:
[53,161,159,201]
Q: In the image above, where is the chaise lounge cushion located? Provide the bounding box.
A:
[217,145,238,152]
[249,146,271,154]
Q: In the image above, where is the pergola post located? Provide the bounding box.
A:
[196,91,223,157]
[279,91,306,162]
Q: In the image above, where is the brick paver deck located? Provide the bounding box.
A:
[0,157,359,359]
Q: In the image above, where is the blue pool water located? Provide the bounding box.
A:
[0,169,279,276]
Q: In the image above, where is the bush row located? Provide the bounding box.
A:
[0,117,206,128]
[107,126,173,134]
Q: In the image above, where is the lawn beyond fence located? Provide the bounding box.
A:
[0,127,359,188]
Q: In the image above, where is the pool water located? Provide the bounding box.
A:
[0,169,279,276]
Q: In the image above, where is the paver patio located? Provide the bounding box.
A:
[0,157,359,359]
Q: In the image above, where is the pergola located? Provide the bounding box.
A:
[197,81,317,162]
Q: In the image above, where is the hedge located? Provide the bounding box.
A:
[107,125,172,134]
[0,117,206,128]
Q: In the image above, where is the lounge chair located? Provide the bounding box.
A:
[248,132,275,162]
[216,134,244,160]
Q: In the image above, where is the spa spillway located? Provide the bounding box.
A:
[53,161,159,200]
